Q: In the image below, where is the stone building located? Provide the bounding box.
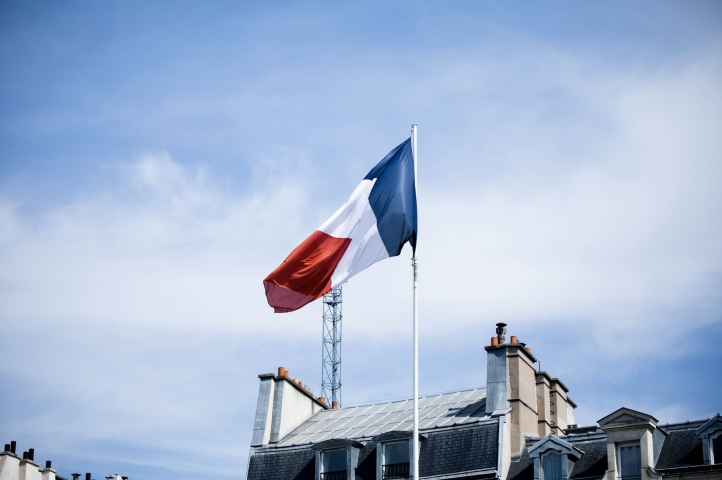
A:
[0,443,124,480]
[245,324,722,480]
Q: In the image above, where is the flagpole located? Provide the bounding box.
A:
[411,122,419,480]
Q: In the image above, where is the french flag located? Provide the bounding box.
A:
[264,138,418,313]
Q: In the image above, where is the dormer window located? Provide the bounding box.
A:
[529,435,583,480]
[711,431,722,464]
[312,439,363,480]
[694,413,722,466]
[383,441,410,478]
[542,451,562,480]
[617,444,641,480]
[321,449,347,480]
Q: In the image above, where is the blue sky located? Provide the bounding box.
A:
[1,1,721,479]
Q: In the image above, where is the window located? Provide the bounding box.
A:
[542,451,562,480]
[383,441,410,479]
[617,444,641,480]
[711,431,722,465]
[321,449,347,480]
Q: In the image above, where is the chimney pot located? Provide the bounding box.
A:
[318,396,326,405]
[495,323,507,344]
[23,452,28,460]
[29,448,34,461]
[332,401,339,409]
[46,461,52,468]
[491,337,498,346]
[72,475,81,480]
[526,347,531,353]
[10,441,16,453]
[278,367,285,376]
[299,381,305,388]
[293,379,299,384]
[511,336,518,344]
[87,473,92,480]
[3,444,9,452]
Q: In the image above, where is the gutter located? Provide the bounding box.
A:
[420,468,499,480]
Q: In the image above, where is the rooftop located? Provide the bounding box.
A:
[273,387,489,447]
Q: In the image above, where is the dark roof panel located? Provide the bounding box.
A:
[569,440,607,480]
[247,449,315,480]
[507,450,533,480]
[656,428,704,470]
[419,423,499,476]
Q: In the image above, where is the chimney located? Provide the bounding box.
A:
[10,441,16,454]
[486,324,539,456]
[251,368,327,447]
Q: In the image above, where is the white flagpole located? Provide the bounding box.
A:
[411,123,419,480]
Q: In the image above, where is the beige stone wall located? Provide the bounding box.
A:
[550,382,568,435]
[536,374,552,437]
[506,346,539,456]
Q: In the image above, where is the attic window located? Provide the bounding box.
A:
[617,444,641,480]
[321,449,347,480]
[383,441,410,479]
[711,431,722,464]
[542,451,562,480]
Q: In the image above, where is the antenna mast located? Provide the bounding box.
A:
[321,287,342,407]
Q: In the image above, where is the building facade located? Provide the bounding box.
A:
[246,325,722,480]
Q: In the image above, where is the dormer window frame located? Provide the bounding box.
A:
[381,440,411,479]
[320,448,348,480]
[372,431,426,480]
[695,413,722,466]
[540,449,563,480]
[615,441,642,480]
[710,430,722,464]
[529,435,583,480]
[312,439,364,480]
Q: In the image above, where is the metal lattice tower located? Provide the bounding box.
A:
[321,287,342,407]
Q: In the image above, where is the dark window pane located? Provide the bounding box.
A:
[713,436,722,464]
[620,445,641,480]
[323,449,346,472]
[385,442,410,464]
[543,452,562,480]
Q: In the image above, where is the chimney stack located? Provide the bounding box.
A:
[486,324,539,456]
[251,368,327,447]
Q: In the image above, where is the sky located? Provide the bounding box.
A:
[1,1,721,479]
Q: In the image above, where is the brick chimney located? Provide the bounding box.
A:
[251,368,328,446]
[485,324,575,456]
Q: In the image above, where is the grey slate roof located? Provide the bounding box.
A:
[508,435,608,480]
[248,423,499,480]
[277,387,488,446]
[655,426,704,470]
[506,449,533,480]
[419,423,499,476]
[569,440,607,480]
[246,449,315,480]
